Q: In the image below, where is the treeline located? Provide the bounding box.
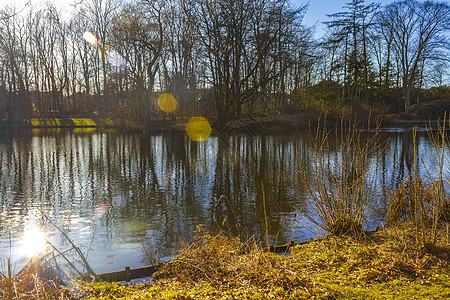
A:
[0,0,448,128]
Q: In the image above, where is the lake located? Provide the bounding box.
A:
[0,127,448,275]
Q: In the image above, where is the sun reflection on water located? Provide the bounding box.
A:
[18,223,47,259]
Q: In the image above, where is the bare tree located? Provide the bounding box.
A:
[427,62,448,87]
[0,5,32,121]
[182,0,307,129]
[82,0,121,108]
[110,0,165,124]
[324,0,378,102]
[380,0,450,112]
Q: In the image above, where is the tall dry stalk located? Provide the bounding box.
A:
[301,116,384,237]
[412,127,423,246]
[427,116,449,246]
[262,181,270,251]
[386,118,449,251]
[7,258,13,300]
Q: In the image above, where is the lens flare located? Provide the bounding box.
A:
[94,201,108,217]
[186,117,212,142]
[99,45,126,68]
[19,224,47,258]
[107,50,126,69]
[157,93,178,113]
[83,31,99,46]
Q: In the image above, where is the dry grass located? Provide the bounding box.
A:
[386,177,450,226]
[152,226,304,291]
[375,222,449,261]
[0,259,75,300]
[386,120,449,250]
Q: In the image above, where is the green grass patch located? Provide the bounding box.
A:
[70,118,97,127]
[29,118,97,128]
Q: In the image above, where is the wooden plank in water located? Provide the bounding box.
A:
[98,264,161,282]
[269,241,296,253]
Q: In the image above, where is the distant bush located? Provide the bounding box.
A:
[411,99,450,119]
[291,80,342,112]
[313,91,340,104]
[422,86,450,102]
[372,87,404,113]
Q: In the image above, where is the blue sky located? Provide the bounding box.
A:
[2,0,412,39]
[294,0,397,38]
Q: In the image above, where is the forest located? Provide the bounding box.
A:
[0,0,449,129]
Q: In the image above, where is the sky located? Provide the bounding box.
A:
[2,0,399,38]
[296,0,397,38]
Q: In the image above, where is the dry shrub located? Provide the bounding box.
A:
[385,175,449,251]
[386,177,450,225]
[386,121,449,251]
[373,223,450,263]
[152,226,304,290]
[300,115,384,237]
[0,259,74,300]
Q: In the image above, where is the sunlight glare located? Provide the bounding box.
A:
[83,32,99,46]
[157,93,178,113]
[186,117,212,142]
[106,50,126,69]
[94,201,108,217]
[100,45,126,68]
[19,224,47,258]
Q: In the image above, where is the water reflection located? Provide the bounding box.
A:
[0,128,448,273]
[18,217,47,259]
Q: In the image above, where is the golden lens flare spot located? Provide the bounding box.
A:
[83,31,99,46]
[186,117,212,142]
[157,93,178,113]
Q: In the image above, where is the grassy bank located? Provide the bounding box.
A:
[80,225,449,299]
[2,223,448,299]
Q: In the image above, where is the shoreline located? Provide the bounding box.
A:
[0,114,447,134]
[4,223,448,299]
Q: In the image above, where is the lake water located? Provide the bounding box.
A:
[0,127,448,275]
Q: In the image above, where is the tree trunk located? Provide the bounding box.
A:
[342,36,348,102]
[404,84,411,113]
